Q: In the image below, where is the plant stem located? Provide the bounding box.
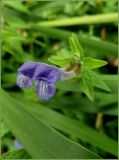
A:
[37,13,118,27]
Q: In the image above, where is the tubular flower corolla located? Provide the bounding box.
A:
[17,61,77,100]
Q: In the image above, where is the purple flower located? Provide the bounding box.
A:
[17,61,76,100]
[14,140,23,149]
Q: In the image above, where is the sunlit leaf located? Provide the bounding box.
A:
[69,33,84,61]
[83,57,107,69]
[48,49,75,67]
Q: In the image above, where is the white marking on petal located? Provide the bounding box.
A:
[18,75,27,85]
[40,81,44,94]
[21,76,27,84]
[42,82,46,93]
[39,81,49,97]
[17,74,32,88]
[44,83,49,96]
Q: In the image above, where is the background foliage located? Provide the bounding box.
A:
[1,0,118,159]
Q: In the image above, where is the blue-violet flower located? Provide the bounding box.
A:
[17,61,76,100]
[14,140,23,149]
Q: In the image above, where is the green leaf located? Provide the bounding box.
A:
[100,104,118,116]
[3,1,30,14]
[10,92,118,156]
[1,90,101,159]
[83,57,107,69]
[1,121,9,138]
[3,40,24,61]
[56,73,115,101]
[80,70,94,101]
[95,92,118,108]
[31,1,68,17]
[101,75,118,93]
[2,26,26,41]
[101,74,118,81]
[2,149,31,159]
[90,70,111,92]
[69,33,84,61]
[48,49,75,67]
[57,70,94,101]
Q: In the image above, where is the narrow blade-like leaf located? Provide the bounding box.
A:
[1,90,101,159]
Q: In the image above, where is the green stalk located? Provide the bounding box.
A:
[37,13,118,27]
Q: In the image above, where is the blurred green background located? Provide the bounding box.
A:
[1,0,118,159]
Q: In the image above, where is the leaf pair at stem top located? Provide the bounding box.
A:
[48,33,110,101]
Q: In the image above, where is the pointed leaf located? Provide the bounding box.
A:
[83,57,107,69]
[69,33,84,61]
[80,71,94,101]
[1,90,101,159]
[90,70,111,92]
[48,49,75,67]
[11,92,118,156]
